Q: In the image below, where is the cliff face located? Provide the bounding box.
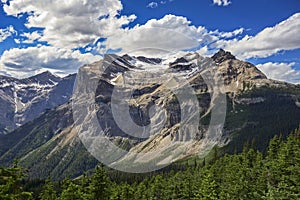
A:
[0,72,76,134]
[64,51,300,172]
[1,50,300,179]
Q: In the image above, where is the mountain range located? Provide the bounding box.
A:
[0,71,76,134]
[0,49,300,180]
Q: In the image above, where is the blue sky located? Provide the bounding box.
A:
[0,0,300,83]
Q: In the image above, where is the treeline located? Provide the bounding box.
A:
[1,128,300,199]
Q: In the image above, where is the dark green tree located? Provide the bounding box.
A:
[0,161,33,200]
[39,178,57,200]
[90,165,111,200]
[58,179,90,200]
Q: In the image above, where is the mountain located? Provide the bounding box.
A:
[0,71,76,134]
[1,50,300,179]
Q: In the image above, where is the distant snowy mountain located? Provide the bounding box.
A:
[0,71,76,134]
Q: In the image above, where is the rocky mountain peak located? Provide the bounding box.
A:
[136,56,162,64]
[212,49,236,63]
[24,71,62,85]
[169,57,189,65]
[0,71,76,134]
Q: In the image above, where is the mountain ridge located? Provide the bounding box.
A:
[0,71,76,134]
[1,50,300,179]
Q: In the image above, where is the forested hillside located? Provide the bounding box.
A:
[1,127,300,199]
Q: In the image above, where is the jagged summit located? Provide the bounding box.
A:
[136,56,162,64]
[0,71,75,134]
[212,49,236,63]
[210,49,268,92]
[24,71,62,85]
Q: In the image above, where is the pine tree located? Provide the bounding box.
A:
[58,179,90,200]
[39,178,57,200]
[0,161,33,200]
[90,165,111,200]
[135,181,149,200]
[150,175,165,200]
[119,183,134,200]
[196,168,218,200]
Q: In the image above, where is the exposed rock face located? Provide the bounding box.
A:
[0,71,76,134]
[136,56,162,64]
[1,50,300,179]
[212,49,236,63]
[70,51,281,171]
[210,49,268,93]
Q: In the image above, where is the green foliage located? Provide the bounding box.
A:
[89,165,111,200]
[39,179,57,200]
[58,179,91,200]
[1,128,300,199]
[0,161,33,199]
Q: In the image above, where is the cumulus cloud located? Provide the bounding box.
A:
[197,46,211,56]
[213,0,231,6]
[147,2,158,8]
[104,14,217,56]
[0,46,101,78]
[20,31,42,44]
[104,14,244,57]
[3,0,136,49]
[0,25,16,43]
[14,38,20,44]
[257,62,300,83]
[215,28,244,38]
[3,0,277,78]
[147,1,171,8]
[0,0,136,77]
[216,13,300,59]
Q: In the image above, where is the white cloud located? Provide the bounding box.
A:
[147,1,174,9]
[1,0,136,77]
[257,62,300,83]
[0,25,16,43]
[197,46,210,56]
[216,28,244,38]
[216,13,300,59]
[104,14,217,56]
[104,14,245,57]
[1,0,260,77]
[147,2,158,8]
[20,31,42,44]
[213,0,231,6]
[0,46,101,78]
[14,38,20,44]
[3,0,136,49]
